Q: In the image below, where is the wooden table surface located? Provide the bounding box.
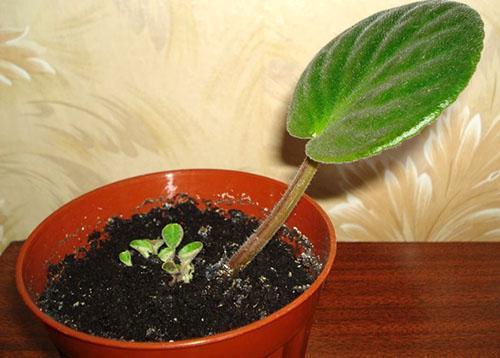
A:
[1,242,499,357]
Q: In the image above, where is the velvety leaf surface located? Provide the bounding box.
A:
[162,223,184,249]
[287,0,484,163]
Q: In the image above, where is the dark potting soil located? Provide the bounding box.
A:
[38,195,322,342]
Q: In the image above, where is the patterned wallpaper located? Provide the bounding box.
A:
[1,0,499,254]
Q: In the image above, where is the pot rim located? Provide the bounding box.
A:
[16,168,336,350]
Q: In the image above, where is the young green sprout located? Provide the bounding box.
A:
[117,223,203,285]
[160,223,203,284]
[119,250,132,267]
[119,239,165,266]
[158,222,182,266]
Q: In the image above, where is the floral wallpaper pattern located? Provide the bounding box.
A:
[0,27,55,86]
[0,0,499,254]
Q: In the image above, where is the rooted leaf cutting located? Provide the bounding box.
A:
[227,0,484,275]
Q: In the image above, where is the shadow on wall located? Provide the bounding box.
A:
[277,106,429,200]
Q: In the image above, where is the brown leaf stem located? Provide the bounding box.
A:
[227,156,320,276]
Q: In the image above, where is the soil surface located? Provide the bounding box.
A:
[38,195,321,342]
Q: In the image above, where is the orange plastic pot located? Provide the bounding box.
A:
[16,169,336,358]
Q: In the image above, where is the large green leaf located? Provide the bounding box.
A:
[287,0,484,163]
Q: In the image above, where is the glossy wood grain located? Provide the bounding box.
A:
[308,242,500,357]
[1,242,499,357]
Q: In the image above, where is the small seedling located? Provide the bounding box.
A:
[160,223,203,284]
[117,223,203,285]
[119,250,132,267]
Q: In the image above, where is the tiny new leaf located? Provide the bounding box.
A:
[162,261,179,275]
[119,250,132,267]
[130,239,154,259]
[287,0,484,163]
[178,241,203,263]
[158,247,175,263]
[162,223,184,249]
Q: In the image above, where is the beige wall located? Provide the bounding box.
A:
[1,0,499,253]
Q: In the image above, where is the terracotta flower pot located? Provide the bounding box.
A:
[16,169,336,358]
